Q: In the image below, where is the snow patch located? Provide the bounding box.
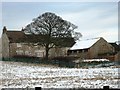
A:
[1,61,119,88]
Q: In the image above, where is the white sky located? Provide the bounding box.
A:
[0,0,119,42]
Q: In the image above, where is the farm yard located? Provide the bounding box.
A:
[0,60,120,89]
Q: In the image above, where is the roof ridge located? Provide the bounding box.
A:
[7,30,22,32]
[70,37,103,50]
[81,37,101,41]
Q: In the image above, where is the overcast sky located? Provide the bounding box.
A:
[0,0,119,42]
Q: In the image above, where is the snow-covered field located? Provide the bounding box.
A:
[0,61,120,89]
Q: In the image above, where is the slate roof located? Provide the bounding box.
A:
[70,37,101,50]
[5,30,75,47]
[6,31,26,43]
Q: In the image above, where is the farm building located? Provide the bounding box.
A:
[1,26,75,59]
[0,37,2,58]
[114,51,120,61]
[68,37,120,61]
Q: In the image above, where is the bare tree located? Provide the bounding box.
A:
[23,12,82,60]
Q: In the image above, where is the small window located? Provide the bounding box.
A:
[82,49,88,52]
[25,51,30,55]
[79,50,82,53]
[34,50,45,57]
[16,50,23,55]
[82,50,84,53]
[73,50,77,54]
[84,49,88,52]
[17,43,22,47]
[77,51,79,53]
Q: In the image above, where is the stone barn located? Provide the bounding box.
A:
[68,37,116,60]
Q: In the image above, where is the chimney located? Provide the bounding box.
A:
[21,27,24,31]
[21,27,25,33]
[3,26,7,34]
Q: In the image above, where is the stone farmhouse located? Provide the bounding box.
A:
[2,26,75,59]
[0,37,2,58]
[1,26,120,61]
[68,37,120,61]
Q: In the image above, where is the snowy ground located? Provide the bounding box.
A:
[0,61,120,89]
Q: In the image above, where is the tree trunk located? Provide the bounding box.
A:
[45,44,49,61]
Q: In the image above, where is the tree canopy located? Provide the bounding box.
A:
[23,12,82,60]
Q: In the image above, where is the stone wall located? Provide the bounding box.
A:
[0,37,2,58]
[9,43,45,58]
[2,33,10,59]
[49,47,69,57]
[89,37,114,58]
[9,43,68,58]
[115,51,120,61]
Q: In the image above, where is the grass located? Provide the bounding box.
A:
[1,56,118,68]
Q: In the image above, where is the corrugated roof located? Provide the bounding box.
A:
[70,37,101,50]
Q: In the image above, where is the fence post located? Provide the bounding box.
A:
[103,86,109,90]
[35,87,41,90]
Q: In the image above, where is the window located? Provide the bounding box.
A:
[16,50,23,55]
[74,51,77,54]
[84,49,88,52]
[78,50,82,53]
[25,51,30,55]
[82,49,88,53]
[34,50,45,57]
[77,51,79,53]
[82,50,84,53]
[17,43,22,47]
